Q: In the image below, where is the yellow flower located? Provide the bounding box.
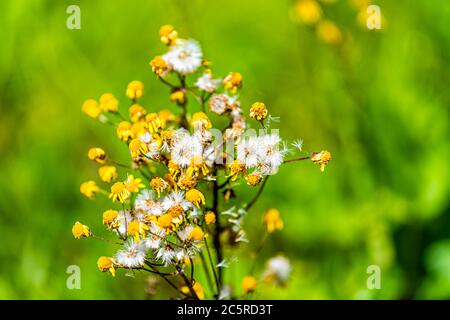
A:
[72,221,90,239]
[128,104,147,123]
[181,282,205,300]
[145,113,164,133]
[223,72,242,93]
[249,102,268,121]
[102,209,119,228]
[124,175,145,193]
[263,208,283,233]
[150,177,168,197]
[294,0,322,25]
[109,182,130,203]
[189,226,206,241]
[205,211,216,225]
[185,189,206,208]
[186,155,209,178]
[126,80,144,100]
[127,220,149,243]
[117,121,133,141]
[97,256,116,277]
[316,20,342,45]
[245,173,262,186]
[131,121,147,138]
[242,276,257,294]
[98,165,117,183]
[168,160,181,180]
[82,99,101,119]
[191,112,212,130]
[310,150,332,172]
[150,56,169,76]
[177,175,197,190]
[157,214,173,229]
[129,139,148,159]
[158,109,175,123]
[170,90,186,104]
[80,180,99,199]
[159,24,178,45]
[87,147,106,163]
[227,160,245,181]
[99,93,119,113]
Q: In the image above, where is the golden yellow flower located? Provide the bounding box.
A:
[181,282,205,300]
[128,104,147,123]
[316,20,342,45]
[80,180,99,199]
[205,211,216,225]
[168,160,181,180]
[150,177,168,197]
[249,102,268,121]
[124,175,145,193]
[227,160,246,181]
[185,189,206,208]
[117,121,133,141]
[99,93,119,113]
[310,150,332,172]
[97,256,116,277]
[102,209,119,227]
[109,182,130,203]
[98,165,117,183]
[191,112,212,130]
[159,24,178,45]
[82,99,101,119]
[126,80,144,100]
[186,155,209,178]
[127,220,149,243]
[72,221,90,239]
[150,56,169,76]
[242,276,257,294]
[145,113,164,133]
[157,214,173,229]
[170,90,186,104]
[263,208,283,233]
[158,109,175,123]
[189,226,206,241]
[131,121,147,138]
[294,0,322,25]
[129,139,148,159]
[177,175,197,190]
[245,173,262,186]
[87,147,106,163]
[223,72,243,93]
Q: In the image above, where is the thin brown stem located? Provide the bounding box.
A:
[283,156,310,164]
[245,175,269,211]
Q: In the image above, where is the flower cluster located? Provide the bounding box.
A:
[74,25,331,299]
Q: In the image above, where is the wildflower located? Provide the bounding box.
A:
[102,209,119,228]
[227,160,246,181]
[116,241,146,268]
[177,175,197,190]
[258,133,284,174]
[82,99,101,119]
[185,189,206,208]
[145,113,164,133]
[162,190,192,212]
[159,24,178,45]
[156,245,176,265]
[310,150,332,172]
[131,121,147,138]
[157,214,173,229]
[128,104,147,123]
[245,172,262,186]
[205,211,216,225]
[242,276,257,294]
[263,208,283,233]
[117,121,133,141]
[135,189,163,216]
[109,182,130,203]
[126,80,144,100]
[316,20,342,45]
[181,282,205,300]
[191,112,212,130]
[195,73,221,92]
[263,255,292,285]
[98,165,117,183]
[170,131,203,168]
[97,256,116,277]
[158,110,175,124]
[208,93,229,115]
[189,226,206,241]
[127,220,149,243]
[249,102,268,121]
[150,55,169,76]
[186,155,209,178]
[170,89,186,104]
[99,93,119,113]
[87,147,106,163]
[150,177,168,197]
[124,175,145,193]
[163,39,202,74]
[129,138,148,159]
[223,72,242,93]
[236,136,259,168]
[72,221,90,239]
[80,180,99,199]
[294,0,322,25]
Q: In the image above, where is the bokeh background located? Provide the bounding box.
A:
[0,0,449,299]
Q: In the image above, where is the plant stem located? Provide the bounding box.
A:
[283,156,310,164]
[245,175,269,211]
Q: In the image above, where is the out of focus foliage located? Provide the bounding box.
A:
[0,0,448,299]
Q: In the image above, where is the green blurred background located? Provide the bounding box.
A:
[0,0,449,299]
